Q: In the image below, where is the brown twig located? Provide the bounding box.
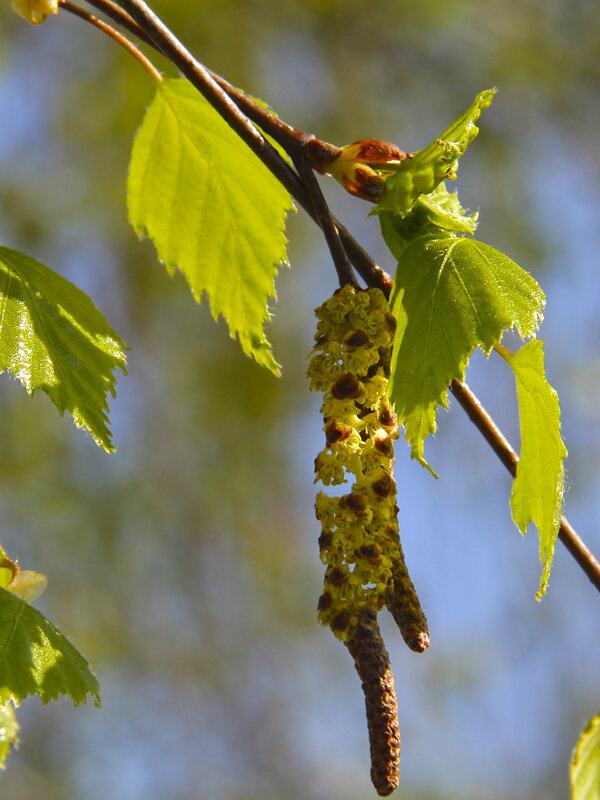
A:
[344,607,401,796]
[293,152,358,288]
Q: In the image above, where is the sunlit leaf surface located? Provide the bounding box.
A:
[502,340,567,598]
[571,713,600,800]
[377,89,495,216]
[128,78,293,374]
[0,587,100,708]
[0,702,19,769]
[388,236,544,473]
[0,247,127,452]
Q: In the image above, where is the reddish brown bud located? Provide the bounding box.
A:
[341,165,387,201]
[344,139,407,166]
[306,137,409,203]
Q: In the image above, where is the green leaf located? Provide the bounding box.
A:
[0,247,127,452]
[0,702,19,769]
[571,713,600,800]
[500,340,567,598]
[379,183,478,261]
[0,586,100,708]
[388,236,545,474]
[377,89,495,216]
[128,78,293,375]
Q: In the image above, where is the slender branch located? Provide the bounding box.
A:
[293,152,358,288]
[59,1,162,81]
[450,378,600,593]
[82,0,598,592]
[83,0,155,45]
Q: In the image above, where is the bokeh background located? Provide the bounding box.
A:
[0,1,599,798]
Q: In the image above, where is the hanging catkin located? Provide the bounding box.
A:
[307,284,428,647]
[307,285,429,795]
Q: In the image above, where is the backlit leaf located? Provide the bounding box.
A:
[379,182,478,261]
[128,78,293,374]
[388,236,544,474]
[500,340,567,598]
[377,89,495,216]
[571,713,600,800]
[0,702,19,769]
[0,247,127,452]
[0,586,100,707]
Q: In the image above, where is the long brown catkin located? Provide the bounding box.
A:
[386,539,430,653]
[344,607,400,796]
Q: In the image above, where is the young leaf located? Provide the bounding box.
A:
[499,341,567,598]
[377,89,495,216]
[0,544,47,604]
[388,236,544,474]
[0,702,19,769]
[0,247,127,452]
[128,78,293,375]
[379,183,478,261]
[571,713,600,800]
[0,586,100,708]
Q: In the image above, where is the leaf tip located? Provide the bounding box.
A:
[410,447,439,479]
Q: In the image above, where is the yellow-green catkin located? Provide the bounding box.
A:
[307,285,401,641]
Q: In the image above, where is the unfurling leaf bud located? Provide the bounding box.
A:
[306,138,411,202]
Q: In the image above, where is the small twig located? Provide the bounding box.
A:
[450,378,600,594]
[293,152,357,288]
[345,607,401,797]
[83,0,154,43]
[59,1,162,81]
